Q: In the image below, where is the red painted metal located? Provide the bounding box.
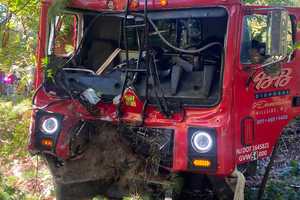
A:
[30,0,300,177]
[43,0,242,11]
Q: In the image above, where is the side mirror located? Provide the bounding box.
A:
[0,4,9,25]
[266,9,289,57]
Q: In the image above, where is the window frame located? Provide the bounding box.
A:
[47,13,83,57]
[240,12,297,65]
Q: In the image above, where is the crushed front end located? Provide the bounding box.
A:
[29,0,237,198]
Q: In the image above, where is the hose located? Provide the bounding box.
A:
[147,17,223,54]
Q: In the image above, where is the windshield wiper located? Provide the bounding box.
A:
[149,52,172,118]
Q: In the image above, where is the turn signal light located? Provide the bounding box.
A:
[160,0,168,6]
[41,139,53,148]
[130,0,139,9]
[193,159,211,168]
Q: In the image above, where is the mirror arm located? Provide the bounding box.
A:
[287,44,298,63]
[253,56,286,70]
[250,7,286,12]
[287,52,293,63]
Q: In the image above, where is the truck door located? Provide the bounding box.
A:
[234,6,300,165]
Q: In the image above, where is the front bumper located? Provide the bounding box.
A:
[29,106,235,176]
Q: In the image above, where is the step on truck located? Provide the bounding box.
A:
[29,0,300,199]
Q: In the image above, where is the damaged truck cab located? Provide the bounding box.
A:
[29,0,300,199]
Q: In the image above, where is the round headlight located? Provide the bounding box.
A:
[41,117,59,134]
[191,131,213,153]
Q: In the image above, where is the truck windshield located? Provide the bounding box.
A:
[46,7,228,106]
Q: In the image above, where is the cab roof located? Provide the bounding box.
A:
[43,0,241,12]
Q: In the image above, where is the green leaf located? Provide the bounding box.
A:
[16,0,22,7]
[48,0,72,19]
[294,41,300,50]
[42,56,49,66]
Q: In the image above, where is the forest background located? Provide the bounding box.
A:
[0,0,300,199]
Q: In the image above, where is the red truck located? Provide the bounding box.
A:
[29,0,300,199]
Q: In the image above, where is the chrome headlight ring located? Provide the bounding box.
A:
[191,131,214,153]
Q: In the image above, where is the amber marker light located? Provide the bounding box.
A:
[160,0,168,7]
[193,159,212,168]
[130,0,139,9]
[41,139,53,148]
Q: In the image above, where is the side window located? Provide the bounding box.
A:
[48,14,78,57]
[240,14,294,64]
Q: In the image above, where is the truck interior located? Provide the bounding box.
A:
[45,7,228,108]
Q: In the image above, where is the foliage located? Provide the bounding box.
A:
[48,0,72,18]
[0,97,32,199]
[0,97,55,200]
[0,173,26,200]
[246,160,300,200]
[0,0,39,73]
[0,97,31,159]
